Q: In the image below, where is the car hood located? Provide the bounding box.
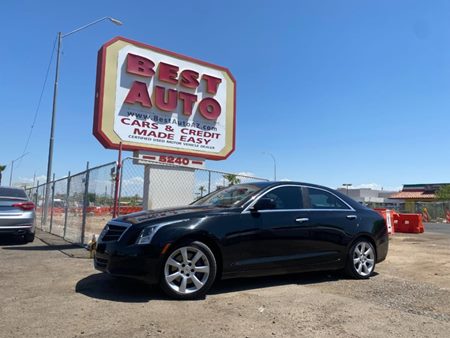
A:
[116,205,240,225]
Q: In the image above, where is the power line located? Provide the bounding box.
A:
[17,37,57,169]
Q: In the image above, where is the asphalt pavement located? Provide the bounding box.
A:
[425,223,450,235]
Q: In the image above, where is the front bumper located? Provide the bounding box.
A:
[94,241,163,284]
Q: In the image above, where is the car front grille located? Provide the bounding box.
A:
[100,223,129,242]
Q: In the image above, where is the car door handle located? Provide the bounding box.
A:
[346,215,357,220]
[295,218,309,223]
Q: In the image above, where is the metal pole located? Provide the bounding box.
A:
[262,152,277,181]
[8,153,29,186]
[271,155,277,181]
[117,159,125,217]
[9,160,14,186]
[42,19,121,223]
[63,171,71,239]
[44,32,62,224]
[35,180,39,207]
[113,143,122,218]
[81,162,90,245]
[49,173,56,233]
[208,171,211,194]
[342,183,352,196]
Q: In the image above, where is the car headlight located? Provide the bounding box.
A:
[136,226,159,245]
[135,219,189,245]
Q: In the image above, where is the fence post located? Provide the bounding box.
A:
[49,173,55,234]
[63,171,71,239]
[81,162,90,245]
[34,181,39,207]
[40,184,45,228]
[208,171,211,194]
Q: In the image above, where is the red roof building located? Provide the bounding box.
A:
[389,183,449,201]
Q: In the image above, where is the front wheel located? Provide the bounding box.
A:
[345,239,376,279]
[159,241,217,300]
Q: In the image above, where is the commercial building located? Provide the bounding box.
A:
[336,187,401,209]
[389,183,450,218]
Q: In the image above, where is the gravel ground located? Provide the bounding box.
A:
[0,224,449,337]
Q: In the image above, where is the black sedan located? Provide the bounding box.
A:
[94,182,388,299]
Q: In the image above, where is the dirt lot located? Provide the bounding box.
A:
[0,224,449,338]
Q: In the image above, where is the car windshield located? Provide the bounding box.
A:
[192,184,263,207]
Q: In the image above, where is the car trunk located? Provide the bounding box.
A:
[0,197,28,227]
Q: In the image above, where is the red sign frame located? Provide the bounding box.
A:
[93,36,236,160]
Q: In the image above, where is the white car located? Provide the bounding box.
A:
[0,187,35,242]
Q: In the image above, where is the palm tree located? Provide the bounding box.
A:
[0,165,6,186]
[223,174,241,186]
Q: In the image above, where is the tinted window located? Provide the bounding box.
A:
[0,187,27,199]
[307,188,349,210]
[263,186,302,209]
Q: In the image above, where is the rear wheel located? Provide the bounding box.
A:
[160,241,217,300]
[345,239,376,279]
[23,232,35,243]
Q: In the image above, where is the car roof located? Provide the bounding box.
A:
[245,181,337,190]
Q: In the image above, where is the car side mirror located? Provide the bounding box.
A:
[251,197,277,211]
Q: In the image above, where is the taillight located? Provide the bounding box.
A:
[12,202,35,211]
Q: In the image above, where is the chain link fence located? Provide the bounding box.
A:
[414,201,450,222]
[119,157,269,212]
[366,200,450,222]
[25,158,268,245]
[25,162,116,245]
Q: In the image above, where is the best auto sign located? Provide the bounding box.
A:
[93,36,236,160]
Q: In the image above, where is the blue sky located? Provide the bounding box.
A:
[1,0,449,190]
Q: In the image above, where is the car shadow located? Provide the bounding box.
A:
[2,243,81,251]
[75,273,163,303]
[77,270,374,302]
[0,236,28,246]
[210,270,343,295]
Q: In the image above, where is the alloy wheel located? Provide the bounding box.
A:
[164,246,211,294]
[352,241,375,277]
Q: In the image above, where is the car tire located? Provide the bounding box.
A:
[24,232,35,243]
[345,239,376,279]
[159,241,217,300]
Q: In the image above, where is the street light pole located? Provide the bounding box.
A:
[45,31,61,198]
[262,152,277,181]
[9,152,30,186]
[43,17,123,223]
[342,183,352,196]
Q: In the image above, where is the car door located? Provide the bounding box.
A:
[248,185,314,272]
[298,187,358,268]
